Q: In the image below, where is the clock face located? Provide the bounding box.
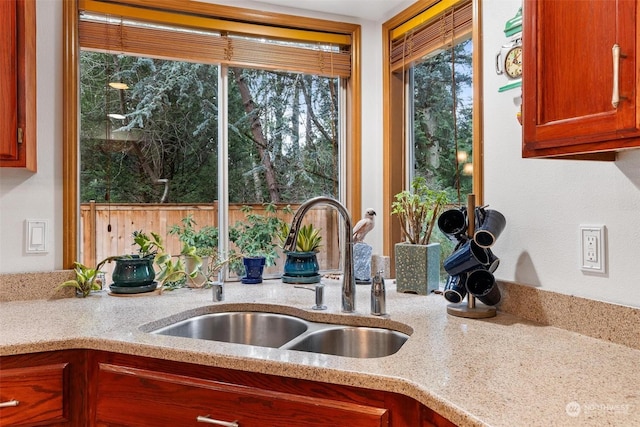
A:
[504,46,523,79]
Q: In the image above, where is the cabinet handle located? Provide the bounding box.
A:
[196,415,239,426]
[0,400,20,408]
[612,44,620,108]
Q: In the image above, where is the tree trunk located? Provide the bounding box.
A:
[230,68,281,203]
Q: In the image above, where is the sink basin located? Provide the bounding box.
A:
[152,312,308,348]
[287,326,409,358]
[150,310,410,358]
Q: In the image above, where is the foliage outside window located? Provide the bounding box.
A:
[80,55,339,205]
[410,38,473,206]
[69,1,359,277]
[383,0,480,266]
[81,53,220,204]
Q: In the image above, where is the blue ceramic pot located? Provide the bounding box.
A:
[111,255,156,287]
[283,251,319,277]
[241,256,266,284]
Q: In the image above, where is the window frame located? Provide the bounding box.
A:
[382,0,484,272]
[62,0,362,268]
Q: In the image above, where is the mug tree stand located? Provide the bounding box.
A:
[447,295,496,318]
[446,194,497,319]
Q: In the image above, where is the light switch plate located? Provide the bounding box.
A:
[580,225,605,273]
[25,219,48,254]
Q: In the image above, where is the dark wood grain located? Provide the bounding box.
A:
[522,0,639,158]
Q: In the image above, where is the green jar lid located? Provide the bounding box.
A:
[504,7,522,37]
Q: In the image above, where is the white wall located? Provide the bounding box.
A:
[0,0,63,273]
[483,0,640,308]
[2,0,639,310]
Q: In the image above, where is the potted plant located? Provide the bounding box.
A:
[279,222,323,284]
[129,230,201,291]
[199,251,242,287]
[59,261,107,297]
[108,230,163,291]
[60,230,196,296]
[170,215,218,287]
[229,204,292,284]
[391,177,448,294]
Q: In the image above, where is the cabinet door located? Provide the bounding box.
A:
[522,0,639,158]
[0,0,18,160]
[0,363,69,426]
[0,0,36,170]
[95,363,389,427]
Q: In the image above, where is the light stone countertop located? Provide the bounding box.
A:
[0,279,638,427]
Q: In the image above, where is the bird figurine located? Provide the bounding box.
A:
[352,208,376,242]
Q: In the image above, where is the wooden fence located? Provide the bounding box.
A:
[80,202,340,281]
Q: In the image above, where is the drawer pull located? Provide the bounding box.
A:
[612,44,620,108]
[196,415,239,426]
[0,400,20,408]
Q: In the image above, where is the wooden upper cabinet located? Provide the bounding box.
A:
[0,1,18,161]
[522,0,639,159]
[0,0,36,171]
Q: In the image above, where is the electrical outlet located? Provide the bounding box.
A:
[580,225,605,273]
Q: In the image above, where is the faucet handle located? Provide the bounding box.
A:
[371,271,386,316]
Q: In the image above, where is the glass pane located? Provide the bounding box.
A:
[79,54,344,284]
[411,38,473,205]
[227,68,339,204]
[410,37,473,263]
[79,52,219,282]
[227,67,341,277]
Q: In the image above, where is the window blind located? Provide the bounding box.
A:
[389,0,472,72]
[78,10,351,78]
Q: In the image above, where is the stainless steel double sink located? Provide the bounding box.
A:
[150,311,409,358]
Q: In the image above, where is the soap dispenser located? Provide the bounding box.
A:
[371,271,386,316]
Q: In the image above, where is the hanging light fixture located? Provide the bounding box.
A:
[108,81,129,90]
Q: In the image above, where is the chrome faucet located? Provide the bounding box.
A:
[283,197,356,313]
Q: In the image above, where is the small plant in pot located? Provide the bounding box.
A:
[109,231,156,287]
[170,215,218,287]
[229,204,292,284]
[279,222,323,284]
[391,176,448,295]
[59,261,107,297]
[61,230,196,296]
[200,251,243,287]
[131,230,201,291]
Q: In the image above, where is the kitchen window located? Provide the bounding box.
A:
[62,0,361,273]
[382,0,483,263]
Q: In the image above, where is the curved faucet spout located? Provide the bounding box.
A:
[284,197,356,313]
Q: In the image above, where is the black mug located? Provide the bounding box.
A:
[443,273,468,304]
[486,249,500,273]
[443,240,489,276]
[473,209,506,248]
[438,207,467,241]
[465,268,501,306]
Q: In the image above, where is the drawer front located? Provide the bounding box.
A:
[95,363,388,427]
[0,363,68,426]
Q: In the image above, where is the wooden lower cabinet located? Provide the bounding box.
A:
[95,363,387,426]
[0,350,87,426]
[90,352,456,427]
[1,350,456,426]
